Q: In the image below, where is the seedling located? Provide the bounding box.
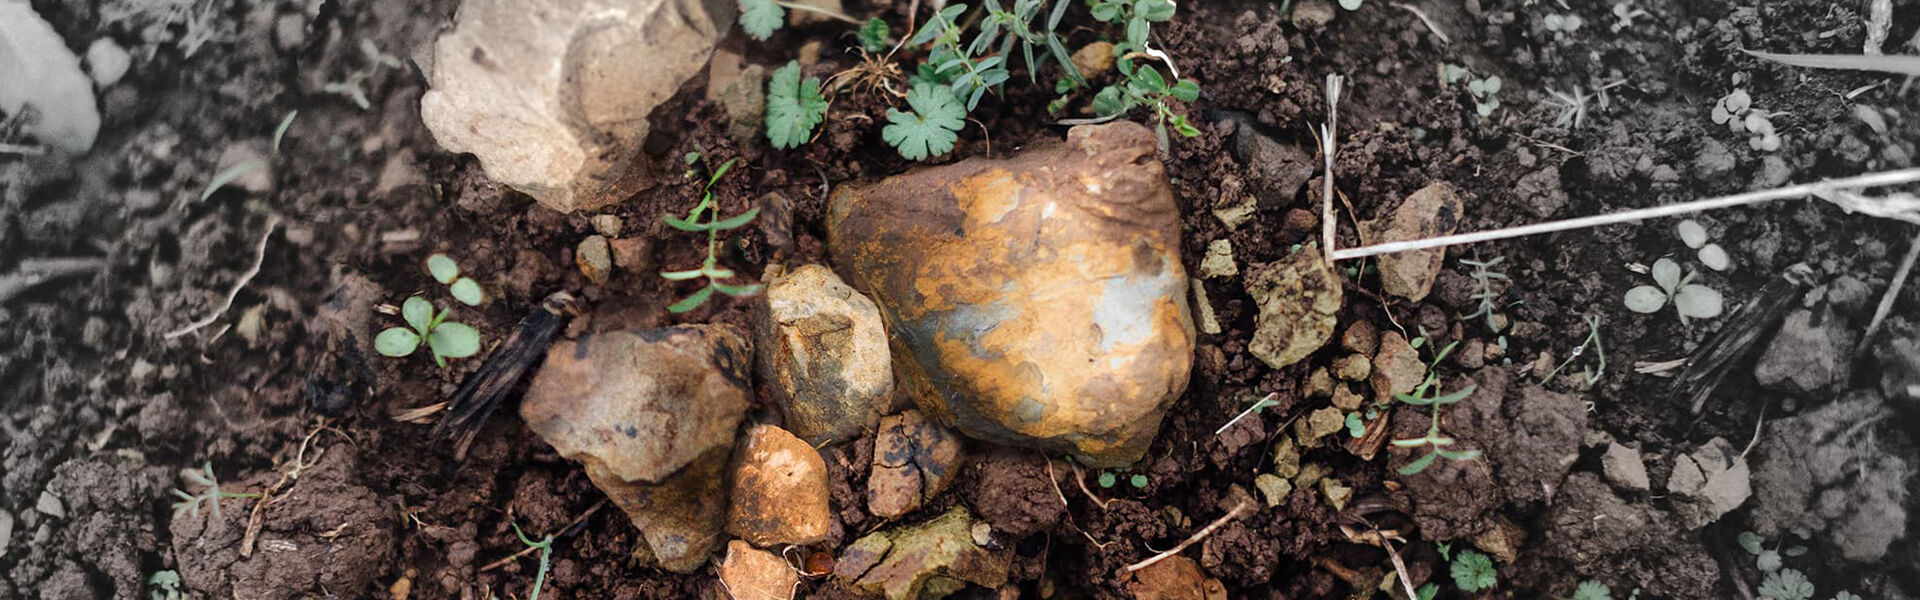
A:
[169,462,260,520]
[1739,531,1833,600]
[1338,0,1362,9]
[148,570,183,600]
[376,254,485,366]
[1096,470,1150,489]
[1674,219,1730,271]
[1571,581,1613,600]
[1440,64,1501,117]
[1450,548,1497,592]
[1459,256,1508,331]
[883,82,966,160]
[1091,54,1201,153]
[660,158,763,312]
[1540,314,1606,386]
[511,521,555,600]
[1622,258,1723,324]
[1390,341,1482,475]
[736,0,860,40]
[858,18,890,52]
[1543,13,1584,36]
[1610,2,1649,32]
[766,61,829,150]
[323,39,403,110]
[1709,88,1781,152]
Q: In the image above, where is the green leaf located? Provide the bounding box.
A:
[427,253,460,284]
[859,18,890,52]
[1450,549,1497,592]
[1415,583,1438,600]
[709,157,740,187]
[1756,549,1782,572]
[1572,581,1613,600]
[712,281,764,296]
[664,214,707,231]
[660,268,706,281]
[429,322,482,360]
[1427,384,1478,406]
[1674,284,1724,320]
[1129,474,1148,488]
[883,83,965,160]
[1137,0,1174,21]
[1623,285,1668,314]
[200,158,265,201]
[271,110,298,155]
[374,327,420,357]
[1169,79,1200,102]
[450,277,484,306]
[708,206,762,231]
[668,285,717,313]
[402,296,434,333]
[1134,65,1167,92]
[1126,15,1148,48]
[1337,0,1363,9]
[738,0,784,40]
[1092,85,1130,116]
[1097,472,1116,488]
[1758,569,1814,600]
[1089,0,1123,22]
[1397,451,1439,475]
[1434,448,1481,461]
[766,62,828,150]
[1345,412,1366,438]
[1651,257,1682,291]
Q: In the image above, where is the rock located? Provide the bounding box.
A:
[1320,477,1351,511]
[1127,555,1218,600]
[1293,407,1344,446]
[0,510,10,549]
[1468,514,1524,564]
[1753,308,1854,394]
[1212,176,1257,230]
[1246,245,1342,370]
[717,541,797,600]
[836,508,1010,600]
[1254,474,1291,507]
[828,122,1194,467]
[868,410,964,520]
[1514,167,1567,218]
[1693,138,1735,178]
[34,490,62,519]
[419,0,733,213]
[1875,325,1920,406]
[1306,367,1333,398]
[1271,437,1300,478]
[728,425,831,547]
[84,38,131,87]
[1223,113,1316,198]
[717,63,768,146]
[1330,384,1364,411]
[576,235,613,284]
[0,3,100,153]
[590,214,624,238]
[519,325,751,571]
[785,0,843,25]
[1339,321,1378,355]
[1664,437,1750,530]
[1331,354,1370,381]
[1750,392,1911,562]
[1200,239,1237,278]
[1071,41,1115,79]
[1190,278,1222,335]
[1290,0,1337,29]
[1365,183,1462,301]
[1602,442,1650,492]
[755,265,894,446]
[610,237,649,270]
[1369,331,1423,404]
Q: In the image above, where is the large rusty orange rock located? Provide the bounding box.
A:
[827,121,1195,467]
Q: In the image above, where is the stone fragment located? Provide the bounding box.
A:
[836,508,1010,600]
[1468,514,1525,564]
[576,235,613,284]
[1750,392,1911,562]
[0,3,100,153]
[1369,331,1424,404]
[1365,183,1462,301]
[1127,555,1217,600]
[1602,442,1650,492]
[828,122,1194,467]
[1190,278,1222,335]
[784,0,843,25]
[717,63,767,145]
[1306,367,1333,398]
[419,0,733,212]
[868,411,964,520]
[1200,239,1237,278]
[35,490,63,519]
[519,326,751,571]
[1070,41,1115,79]
[610,237,649,270]
[1223,114,1315,198]
[1253,474,1291,507]
[1212,176,1257,230]
[1665,437,1750,530]
[1319,478,1351,511]
[1290,0,1337,29]
[1753,308,1854,394]
[718,540,798,600]
[0,510,10,550]
[728,425,831,547]
[1339,321,1377,355]
[1330,385,1364,411]
[1271,437,1300,478]
[755,265,894,446]
[85,38,131,87]
[1246,245,1342,370]
[1293,407,1344,446]
[1331,354,1370,381]
[590,214,623,238]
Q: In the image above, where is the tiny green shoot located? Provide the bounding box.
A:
[1450,549,1497,591]
[1390,341,1482,475]
[1622,258,1723,324]
[511,521,555,600]
[169,462,260,520]
[767,61,829,150]
[661,158,763,312]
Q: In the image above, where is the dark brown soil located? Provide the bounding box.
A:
[4,0,1918,599]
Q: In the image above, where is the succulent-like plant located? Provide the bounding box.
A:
[376,253,485,366]
[1623,258,1723,324]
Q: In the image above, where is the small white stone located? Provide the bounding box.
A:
[35,490,64,519]
[85,38,131,87]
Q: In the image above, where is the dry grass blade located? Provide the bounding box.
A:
[1745,50,1920,76]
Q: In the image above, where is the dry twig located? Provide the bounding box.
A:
[1120,499,1253,575]
[1858,230,1920,355]
[166,216,281,339]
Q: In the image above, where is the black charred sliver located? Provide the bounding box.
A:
[434,291,578,458]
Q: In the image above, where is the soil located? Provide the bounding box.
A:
[4,0,1918,599]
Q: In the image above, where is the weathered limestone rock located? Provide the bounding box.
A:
[1369,331,1423,404]
[1665,437,1750,530]
[834,507,1010,600]
[1127,555,1222,600]
[727,425,831,547]
[1366,183,1463,301]
[717,540,798,600]
[1246,245,1342,370]
[868,410,964,520]
[520,325,752,571]
[755,264,894,446]
[827,122,1194,467]
[419,0,734,212]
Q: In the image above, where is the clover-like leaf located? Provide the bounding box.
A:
[427,253,460,284]
[1738,531,1765,555]
[1757,549,1782,572]
[429,322,482,361]
[882,83,965,161]
[1572,581,1614,600]
[858,17,890,52]
[1758,568,1814,600]
[767,61,828,150]
[450,277,484,306]
[374,327,420,357]
[738,0,784,40]
[1624,285,1668,314]
[1674,284,1723,320]
[402,296,434,333]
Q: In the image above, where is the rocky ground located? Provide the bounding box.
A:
[2,0,1918,599]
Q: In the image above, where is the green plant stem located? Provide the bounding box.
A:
[511,523,554,600]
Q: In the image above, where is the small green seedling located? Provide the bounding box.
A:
[170,462,260,520]
[767,61,828,150]
[1540,314,1606,386]
[1440,64,1501,117]
[1610,2,1649,32]
[1096,470,1149,489]
[1415,583,1438,600]
[1391,341,1483,475]
[377,253,485,366]
[1459,256,1509,331]
[511,521,555,600]
[1572,580,1613,600]
[883,82,966,160]
[1543,13,1584,36]
[149,570,184,600]
[427,254,486,306]
[858,18,890,52]
[1758,569,1814,600]
[1450,548,1497,592]
[1622,257,1723,324]
[1338,0,1363,9]
[1092,52,1201,153]
[661,158,763,312]
[1709,88,1781,151]
[1674,219,1730,271]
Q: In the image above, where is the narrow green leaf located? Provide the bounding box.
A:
[1427,384,1479,406]
[1397,452,1440,475]
[668,285,717,313]
[200,159,266,201]
[664,214,708,232]
[708,206,761,231]
[712,282,764,296]
[660,269,705,281]
[272,110,298,154]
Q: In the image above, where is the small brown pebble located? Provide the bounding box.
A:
[609,237,649,270]
[1455,339,1487,369]
[1331,384,1364,411]
[576,235,612,284]
[1340,321,1378,355]
[1332,354,1371,381]
[1307,367,1334,398]
[1283,208,1318,234]
[804,550,834,576]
